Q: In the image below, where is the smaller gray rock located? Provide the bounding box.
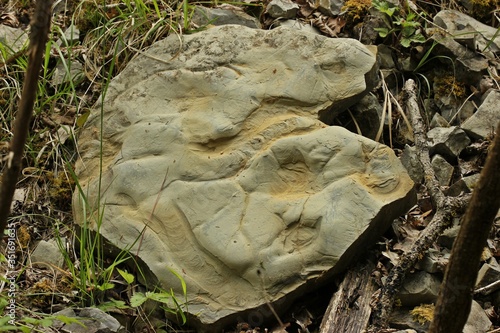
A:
[457,100,476,123]
[191,6,261,29]
[433,10,500,59]
[318,0,345,16]
[398,271,441,306]
[52,308,126,333]
[427,27,488,83]
[437,222,460,249]
[462,90,500,140]
[0,25,28,55]
[429,113,449,129]
[377,44,396,69]
[266,0,299,19]
[52,60,85,86]
[446,173,480,196]
[415,248,450,274]
[278,20,321,35]
[462,173,481,190]
[53,0,69,13]
[347,94,382,140]
[431,154,454,186]
[399,55,418,72]
[427,126,471,161]
[31,239,65,269]
[463,300,492,333]
[475,263,500,291]
[389,307,429,332]
[58,24,80,46]
[435,100,458,124]
[452,24,478,51]
[400,145,424,184]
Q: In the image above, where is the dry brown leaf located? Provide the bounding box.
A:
[0,12,19,27]
[312,13,346,37]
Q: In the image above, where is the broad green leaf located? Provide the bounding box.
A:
[117,268,135,285]
[98,300,130,311]
[169,268,187,295]
[0,297,7,312]
[401,38,412,48]
[130,292,148,307]
[0,316,12,326]
[54,315,86,326]
[76,110,90,127]
[146,291,172,304]
[97,282,115,291]
[402,26,416,37]
[374,27,390,38]
[39,318,54,327]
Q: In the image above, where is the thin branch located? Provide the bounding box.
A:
[369,79,470,329]
[0,0,54,240]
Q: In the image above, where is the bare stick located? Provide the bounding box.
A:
[429,121,500,333]
[0,0,54,240]
[369,79,470,329]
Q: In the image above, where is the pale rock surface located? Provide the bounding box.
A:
[462,90,500,139]
[476,262,500,291]
[0,25,28,56]
[431,154,454,186]
[266,0,299,19]
[398,271,441,306]
[318,0,344,16]
[192,5,261,29]
[52,308,125,333]
[428,10,495,82]
[427,126,471,161]
[463,300,492,333]
[415,248,450,274]
[278,19,321,35]
[429,113,449,129]
[433,10,500,59]
[31,239,65,269]
[73,25,414,329]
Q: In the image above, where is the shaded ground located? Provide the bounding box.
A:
[0,0,499,332]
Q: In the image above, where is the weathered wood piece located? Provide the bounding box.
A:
[320,260,377,333]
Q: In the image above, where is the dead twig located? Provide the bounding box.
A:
[369,79,470,330]
[0,0,54,241]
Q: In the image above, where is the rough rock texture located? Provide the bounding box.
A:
[192,6,261,29]
[73,25,414,330]
[266,0,299,18]
[462,90,500,139]
[433,10,500,56]
[53,308,125,333]
[31,239,65,269]
[428,10,497,83]
[427,126,471,161]
[0,25,28,55]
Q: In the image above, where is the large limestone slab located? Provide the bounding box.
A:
[73,25,414,330]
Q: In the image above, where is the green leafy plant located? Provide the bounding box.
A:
[96,267,188,326]
[372,0,426,48]
[0,293,84,333]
